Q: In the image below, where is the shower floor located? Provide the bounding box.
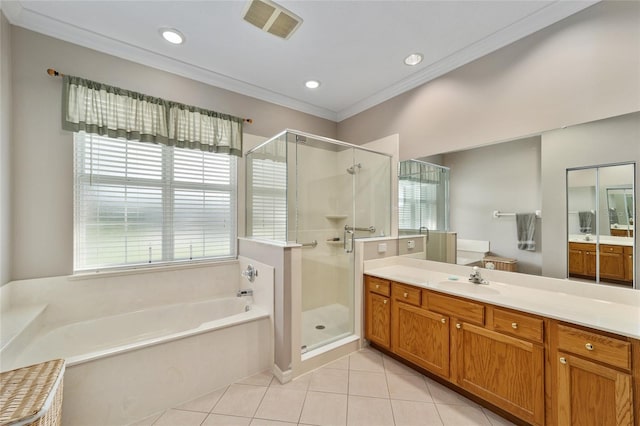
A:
[301,303,351,353]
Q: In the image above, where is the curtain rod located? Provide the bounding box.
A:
[46,68,253,124]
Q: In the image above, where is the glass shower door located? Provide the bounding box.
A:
[295,133,391,353]
[296,136,355,353]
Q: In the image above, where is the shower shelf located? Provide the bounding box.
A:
[325,215,348,220]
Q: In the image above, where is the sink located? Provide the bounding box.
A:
[434,280,500,295]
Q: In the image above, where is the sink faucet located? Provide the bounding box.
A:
[469,266,488,284]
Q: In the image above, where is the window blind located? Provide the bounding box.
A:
[74,132,236,272]
[248,157,287,241]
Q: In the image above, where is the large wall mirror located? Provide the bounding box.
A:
[567,164,635,287]
[396,111,639,289]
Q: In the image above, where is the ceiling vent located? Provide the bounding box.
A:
[242,0,303,40]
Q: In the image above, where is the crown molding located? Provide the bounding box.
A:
[2,1,338,122]
[4,0,597,123]
[335,1,599,122]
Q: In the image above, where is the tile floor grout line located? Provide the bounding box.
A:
[383,356,397,426]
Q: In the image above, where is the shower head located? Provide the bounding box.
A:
[346,163,362,175]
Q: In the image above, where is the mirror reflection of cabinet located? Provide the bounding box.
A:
[567,163,635,287]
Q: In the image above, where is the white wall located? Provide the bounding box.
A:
[541,112,640,279]
[442,137,542,275]
[337,1,640,160]
[0,12,12,287]
[9,26,336,280]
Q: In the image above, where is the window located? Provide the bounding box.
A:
[247,157,287,241]
[398,162,449,233]
[74,132,236,271]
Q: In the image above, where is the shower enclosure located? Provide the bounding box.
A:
[246,130,391,354]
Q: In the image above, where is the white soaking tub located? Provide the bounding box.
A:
[0,258,275,426]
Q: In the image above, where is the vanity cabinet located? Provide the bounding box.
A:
[569,242,633,283]
[551,323,634,426]
[364,274,639,426]
[364,276,391,349]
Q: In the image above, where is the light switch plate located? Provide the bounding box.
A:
[378,243,387,253]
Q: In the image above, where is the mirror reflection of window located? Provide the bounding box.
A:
[398,160,449,235]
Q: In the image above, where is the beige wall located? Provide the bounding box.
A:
[10,26,336,280]
[1,12,12,286]
[337,1,640,160]
[541,112,640,280]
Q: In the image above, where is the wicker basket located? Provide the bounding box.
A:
[483,255,518,272]
[0,359,65,426]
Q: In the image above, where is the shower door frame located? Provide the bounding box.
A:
[288,130,393,361]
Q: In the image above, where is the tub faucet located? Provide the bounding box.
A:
[469,266,488,284]
[242,264,258,282]
[237,289,254,297]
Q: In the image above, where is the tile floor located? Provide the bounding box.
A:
[131,347,516,426]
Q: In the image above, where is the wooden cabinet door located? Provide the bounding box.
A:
[568,247,585,276]
[557,352,633,426]
[365,291,390,348]
[600,251,625,281]
[392,301,449,378]
[585,249,597,278]
[624,246,633,282]
[454,322,544,425]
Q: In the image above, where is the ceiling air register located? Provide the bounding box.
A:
[242,0,303,39]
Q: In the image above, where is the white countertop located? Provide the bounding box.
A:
[568,234,633,246]
[364,257,640,339]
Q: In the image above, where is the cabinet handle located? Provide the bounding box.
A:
[376,284,380,289]
[456,323,461,329]
[511,322,518,329]
[441,318,446,324]
[383,299,388,305]
[559,357,567,364]
[403,292,408,298]
[585,343,594,351]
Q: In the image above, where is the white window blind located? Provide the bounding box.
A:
[74,132,236,272]
[398,180,438,232]
[248,158,287,241]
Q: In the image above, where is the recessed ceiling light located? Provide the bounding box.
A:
[160,28,185,45]
[404,53,423,66]
[305,80,320,89]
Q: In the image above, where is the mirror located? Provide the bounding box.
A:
[396,111,638,289]
[607,187,634,236]
[567,164,635,287]
[397,160,456,263]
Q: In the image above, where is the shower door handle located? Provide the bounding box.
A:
[344,229,354,253]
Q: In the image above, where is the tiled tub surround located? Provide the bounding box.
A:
[364,256,640,425]
[0,257,275,425]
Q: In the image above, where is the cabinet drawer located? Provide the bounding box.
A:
[601,244,623,254]
[569,242,593,251]
[492,308,543,343]
[424,291,484,325]
[623,245,633,255]
[392,283,421,306]
[557,324,631,371]
[366,276,390,297]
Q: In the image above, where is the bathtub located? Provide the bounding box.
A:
[0,258,275,425]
